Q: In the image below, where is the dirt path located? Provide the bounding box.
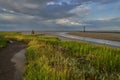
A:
[0,41,26,80]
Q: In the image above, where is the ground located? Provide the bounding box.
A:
[69,32,120,41]
[0,41,26,80]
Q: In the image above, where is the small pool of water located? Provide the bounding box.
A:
[11,49,26,80]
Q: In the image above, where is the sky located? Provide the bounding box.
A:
[0,0,120,31]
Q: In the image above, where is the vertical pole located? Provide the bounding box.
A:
[83,26,85,32]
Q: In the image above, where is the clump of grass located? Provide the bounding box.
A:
[25,40,82,80]
[0,39,8,48]
[0,32,59,43]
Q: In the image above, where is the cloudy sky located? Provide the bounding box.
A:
[0,0,120,31]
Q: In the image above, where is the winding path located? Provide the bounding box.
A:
[0,41,26,80]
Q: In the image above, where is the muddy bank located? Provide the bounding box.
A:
[56,32,120,47]
[69,32,120,41]
[0,41,26,80]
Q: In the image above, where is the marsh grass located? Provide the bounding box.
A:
[0,32,120,80]
[24,39,120,80]
[0,39,8,48]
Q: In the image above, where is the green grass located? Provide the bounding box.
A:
[0,32,120,80]
[0,39,8,48]
[24,39,120,80]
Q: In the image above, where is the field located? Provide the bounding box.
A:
[0,32,120,80]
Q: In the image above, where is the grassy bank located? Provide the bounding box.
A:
[0,32,120,80]
[24,37,120,80]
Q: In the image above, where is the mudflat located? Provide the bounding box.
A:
[0,41,26,80]
[69,32,120,41]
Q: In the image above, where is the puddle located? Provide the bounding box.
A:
[11,49,26,80]
[57,32,120,47]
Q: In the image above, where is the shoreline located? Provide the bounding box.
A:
[68,32,120,42]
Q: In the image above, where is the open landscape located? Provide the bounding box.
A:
[0,31,120,80]
[0,0,120,80]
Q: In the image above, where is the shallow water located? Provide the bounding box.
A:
[57,32,120,47]
[11,49,26,80]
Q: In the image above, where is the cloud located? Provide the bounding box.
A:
[50,5,91,26]
[0,13,40,27]
[71,0,119,4]
[86,17,120,30]
[0,0,120,30]
[0,0,88,19]
[69,5,90,17]
[22,3,40,9]
[55,18,82,26]
[0,14,16,20]
[0,8,15,14]
[0,0,78,20]
[46,1,62,6]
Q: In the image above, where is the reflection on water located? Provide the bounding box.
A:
[57,32,120,47]
[11,49,26,80]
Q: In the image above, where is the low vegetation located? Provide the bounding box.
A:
[24,39,120,80]
[0,32,120,80]
[0,39,8,48]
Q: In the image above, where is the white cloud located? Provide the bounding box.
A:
[96,18,112,21]
[2,8,7,11]
[46,1,62,6]
[2,8,15,13]
[55,18,82,26]
[69,5,90,17]
[68,5,91,24]
[0,14,16,20]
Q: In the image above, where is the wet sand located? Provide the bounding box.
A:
[0,41,26,80]
[69,32,120,41]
